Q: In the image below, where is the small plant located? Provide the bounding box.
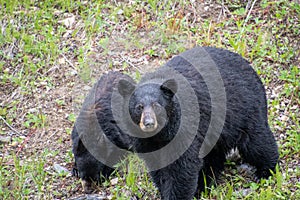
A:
[24,112,46,128]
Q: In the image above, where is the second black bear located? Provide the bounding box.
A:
[118,47,279,199]
[72,71,135,193]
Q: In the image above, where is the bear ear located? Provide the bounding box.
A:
[118,79,136,97]
[73,137,86,155]
[160,79,178,97]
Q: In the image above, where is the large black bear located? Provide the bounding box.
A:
[71,71,135,193]
[118,47,279,199]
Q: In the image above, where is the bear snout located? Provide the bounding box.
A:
[139,107,158,132]
[143,114,155,127]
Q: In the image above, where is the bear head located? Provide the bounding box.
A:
[118,79,178,134]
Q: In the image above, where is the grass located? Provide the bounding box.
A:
[0,0,299,199]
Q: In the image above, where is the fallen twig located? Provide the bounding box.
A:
[245,0,257,25]
[120,54,142,71]
[61,53,77,70]
[15,129,36,156]
[0,116,21,135]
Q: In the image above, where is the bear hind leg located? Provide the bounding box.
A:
[237,128,279,179]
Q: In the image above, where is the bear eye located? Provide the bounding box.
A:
[135,104,144,112]
[152,102,162,112]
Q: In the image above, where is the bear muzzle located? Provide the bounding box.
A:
[139,107,158,132]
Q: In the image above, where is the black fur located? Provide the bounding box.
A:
[119,47,279,199]
[71,71,135,192]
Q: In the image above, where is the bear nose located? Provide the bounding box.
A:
[143,114,155,128]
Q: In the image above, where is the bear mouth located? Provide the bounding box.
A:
[139,121,158,132]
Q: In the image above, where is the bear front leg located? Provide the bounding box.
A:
[149,155,203,200]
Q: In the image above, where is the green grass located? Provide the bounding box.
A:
[0,0,299,199]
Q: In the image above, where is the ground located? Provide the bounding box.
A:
[0,0,299,199]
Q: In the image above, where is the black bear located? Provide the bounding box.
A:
[118,47,279,199]
[71,71,135,193]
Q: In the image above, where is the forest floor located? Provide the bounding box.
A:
[0,1,299,199]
